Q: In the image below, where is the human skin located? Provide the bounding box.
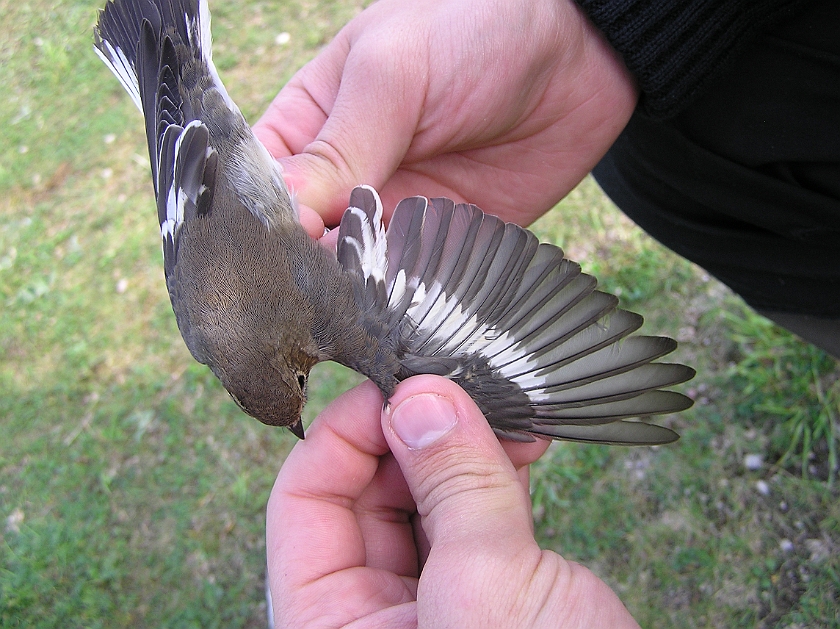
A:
[252,0,638,238]
[266,376,641,628]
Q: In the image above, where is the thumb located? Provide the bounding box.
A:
[382,377,643,629]
[382,375,537,552]
[255,20,424,226]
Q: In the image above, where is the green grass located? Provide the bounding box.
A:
[1,0,838,627]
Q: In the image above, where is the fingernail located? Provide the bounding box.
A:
[389,394,458,449]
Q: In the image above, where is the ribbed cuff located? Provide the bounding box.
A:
[575,0,810,118]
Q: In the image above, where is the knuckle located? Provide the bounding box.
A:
[301,139,357,182]
[416,451,516,513]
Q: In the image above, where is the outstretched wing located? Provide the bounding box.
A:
[337,186,694,445]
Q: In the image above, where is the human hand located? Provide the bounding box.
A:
[266,376,640,628]
[253,0,638,237]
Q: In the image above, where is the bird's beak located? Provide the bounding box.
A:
[288,420,305,440]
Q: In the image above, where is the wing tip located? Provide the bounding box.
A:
[530,419,681,446]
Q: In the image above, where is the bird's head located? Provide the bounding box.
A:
[210,348,315,439]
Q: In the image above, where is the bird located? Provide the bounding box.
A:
[93,0,695,445]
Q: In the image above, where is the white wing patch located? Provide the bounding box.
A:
[160,120,214,242]
[347,185,387,283]
[403,280,535,381]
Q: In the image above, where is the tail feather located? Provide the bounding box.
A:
[94,0,295,279]
[95,0,217,241]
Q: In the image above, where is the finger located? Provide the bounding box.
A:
[267,380,414,625]
[500,436,551,470]
[381,375,537,553]
[317,224,341,252]
[268,380,385,586]
[297,202,327,238]
[352,451,419,578]
[499,438,550,509]
[252,65,336,237]
[268,20,425,225]
[380,375,562,627]
[253,77,330,160]
[253,29,350,160]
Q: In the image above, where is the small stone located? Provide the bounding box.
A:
[744,454,763,470]
[5,508,24,533]
[779,539,794,553]
[805,538,830,562]
[116,278,129,294]
[275,32,291,45]
[755,480,770,496]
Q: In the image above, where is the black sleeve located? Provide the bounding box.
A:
[574,0,812,118]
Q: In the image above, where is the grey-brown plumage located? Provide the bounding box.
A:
[94,0,694,445]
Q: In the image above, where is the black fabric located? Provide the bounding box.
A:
[575,0,811,118]
[592,0,840,318]
[757,310,840,359]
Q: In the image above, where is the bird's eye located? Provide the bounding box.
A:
[297,374,306,391]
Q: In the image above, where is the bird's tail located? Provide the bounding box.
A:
[94,0,294,259]
[94,0,227,271]
[337,186,694,445]
[93,0,230,174]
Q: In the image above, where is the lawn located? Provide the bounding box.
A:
[1,1,838,627]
